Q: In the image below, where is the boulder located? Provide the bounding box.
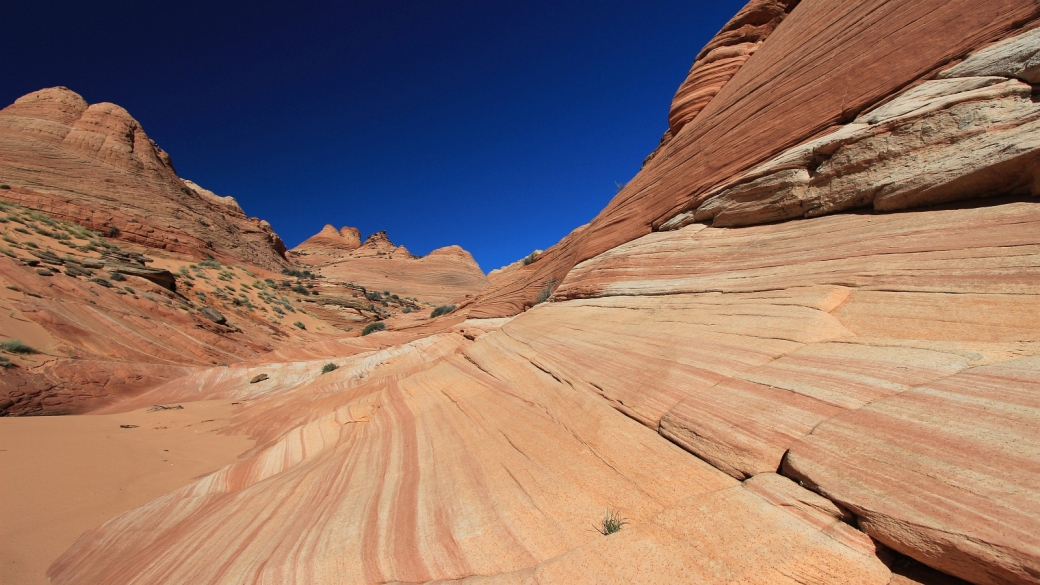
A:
[199,306,227,325]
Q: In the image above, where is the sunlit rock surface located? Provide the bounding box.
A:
[0,88,288,270]
[10,1,1040,583]
[291,227,488,305]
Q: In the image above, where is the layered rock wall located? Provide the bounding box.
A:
[468,0,1040,317]
[0,87,288,270]
[290,227,487,304]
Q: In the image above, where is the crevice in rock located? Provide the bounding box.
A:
[878,545,974,585]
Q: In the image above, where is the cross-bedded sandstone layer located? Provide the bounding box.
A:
[0,87,288,271]
[291,227,488,305]
[45,196,1040,584]
[8,1,1040,584]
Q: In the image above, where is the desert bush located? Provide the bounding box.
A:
[293,321,306,330]
[0,356,11,368]
[0,184,10,189]
[430,305,456,318]
[109,272,126,281]
[198,259,221,269]
[365,291,381,302]
[521,251,538,265]
[402,306,412,314]
[321,363,338,374]
[0,339,39,354]
[594,510,628,536]
[535,278,557,304]
[362,321,386,336]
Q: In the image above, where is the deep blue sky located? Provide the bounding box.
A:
[3,0,744,271]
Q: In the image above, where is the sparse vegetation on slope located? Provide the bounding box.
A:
[430,305,456,318]
[1,339,39,354]
[362,321,386,336]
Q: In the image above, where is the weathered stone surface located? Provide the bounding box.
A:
[671,73,1040,228]
[107,263,176,291]
[785,356,1040,585]
[938,25,1040,83]
[199,306,226,325]
[291,226,487,305]
[467,0,1040,317]
[46,320,898,585]
[291,224,362,259]
[0,87,288,270]
[667,0,800,136]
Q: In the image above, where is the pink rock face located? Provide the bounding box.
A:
[0,87,288,270]
[784,357,1040,585]
[293,224,363,257]
[42,196,1040,584]
[47,323,890,585]
[291,227,488,305]
[467,0,1040,317]
[667,0,800,136]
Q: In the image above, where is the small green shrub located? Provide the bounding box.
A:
[0,184,10,190]
[594,510,628,536]
[365,291,382,302]
[281,268,315,279]
[293,321,306,330]
[0,339,39,354]
[430,304,456,318]
[321,363,339,374]
[0,356,11,368]
[361,321,386,336]
[535,278,557,304]
[402,306,412,314]
[521,251,539,266]
[109,272,127,281]
[198,259,221,269]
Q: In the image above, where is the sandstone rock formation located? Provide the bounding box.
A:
[0,87,287,270]
[7,2,1040,584]
[291,224,362,260]
[290,227,487,304]
[467,0,1040,317]
[45,195,1040,584]
[0,202,346,416]
[660,74,1039,229]
[668,0,799,135]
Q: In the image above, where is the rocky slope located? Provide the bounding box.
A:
[0,87,288,271]
[0,201,346,415]
[290,226,487,305]
[47,195,1040,585]
[7,2,1040,585]
[467,0,1040,317]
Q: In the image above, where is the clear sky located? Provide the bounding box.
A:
[2,0,746,272]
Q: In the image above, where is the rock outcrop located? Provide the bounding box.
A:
[290,227,487,304]
[466,0,1040,317]
[0,87,288,270]
[0,203,344,416]
[8,1,1040,584]
[668,0,800,136]
[291,224,362,260]
[660,73,1039,229]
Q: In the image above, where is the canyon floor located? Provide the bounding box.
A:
[0,401,254,585]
